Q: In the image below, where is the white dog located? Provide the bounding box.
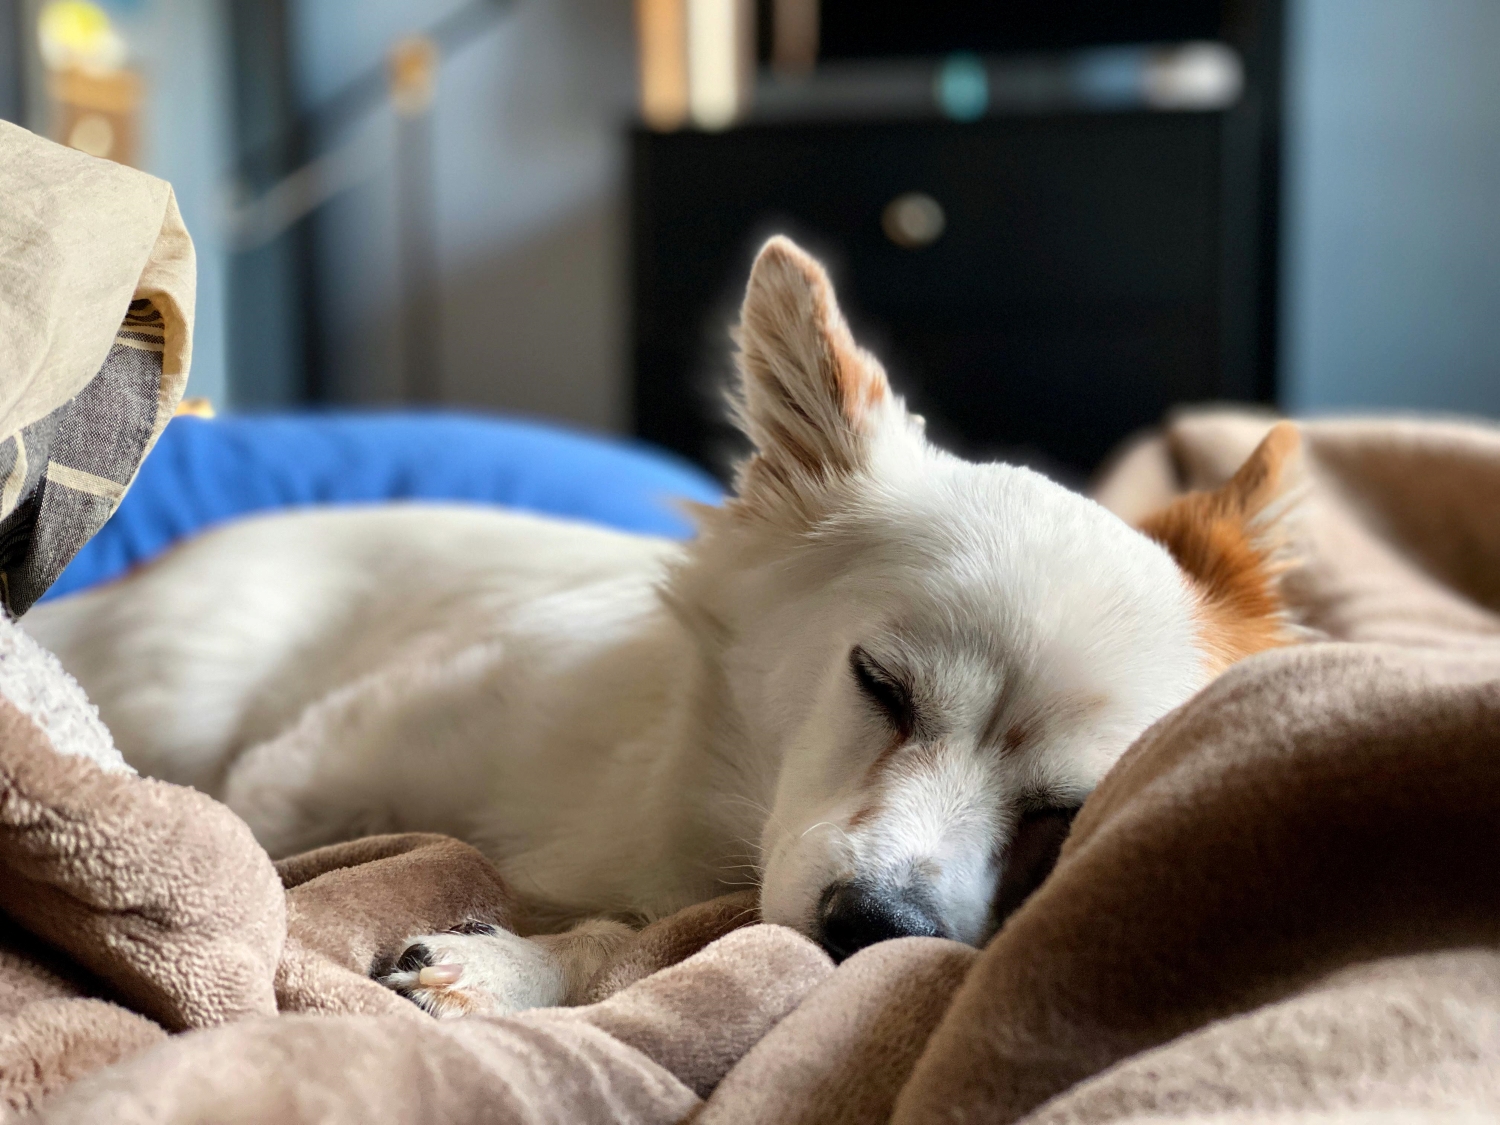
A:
[25,237,1303,1017]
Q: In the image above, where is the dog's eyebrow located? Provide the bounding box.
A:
[984,693,1109,755]
[981,676,1025,752]
[983,697,1032,755]
[999,718,1034,755]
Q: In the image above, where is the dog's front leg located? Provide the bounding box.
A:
[223,643,508,857]
[376,918,635,1017]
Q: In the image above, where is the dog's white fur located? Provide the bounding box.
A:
[23,237,1292,1016]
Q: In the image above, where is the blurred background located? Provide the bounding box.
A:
[2,0,1497,485]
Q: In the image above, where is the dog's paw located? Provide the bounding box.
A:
[376,921,568,1018]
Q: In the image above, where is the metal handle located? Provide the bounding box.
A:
[882,192,945,249]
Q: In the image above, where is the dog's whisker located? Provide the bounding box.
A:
[718,792,772,814]
[799,820,843,841]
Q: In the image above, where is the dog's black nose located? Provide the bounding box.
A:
[816,881,942,961]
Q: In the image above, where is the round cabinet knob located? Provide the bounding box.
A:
[882,192,946,249]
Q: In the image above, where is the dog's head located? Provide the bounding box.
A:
[680,237,1303,959]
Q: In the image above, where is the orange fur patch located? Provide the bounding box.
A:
[725,237,902,527]
[1138,422,1302,675]
[1002,721,1032,755]
[847,797,881,829]
[832,335,887,420]
[788,243,887,432]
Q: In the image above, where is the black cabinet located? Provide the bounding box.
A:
[637,110,1281,479]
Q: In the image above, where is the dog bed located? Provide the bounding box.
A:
[4,119,1500,1123]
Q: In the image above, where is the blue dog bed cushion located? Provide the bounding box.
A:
[43,412,724,602]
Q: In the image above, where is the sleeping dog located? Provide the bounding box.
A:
[24,237,1304,1016]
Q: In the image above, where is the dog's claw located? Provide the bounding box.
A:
[418,963,463,987]
[374,927,569,1018]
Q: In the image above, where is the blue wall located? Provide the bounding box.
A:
[292,0,636,429]
[1281,0,1500,418]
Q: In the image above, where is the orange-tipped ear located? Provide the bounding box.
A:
[1138,421,1305,673]
[731,236,894,516]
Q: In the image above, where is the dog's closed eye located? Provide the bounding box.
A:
[850,646,916,741]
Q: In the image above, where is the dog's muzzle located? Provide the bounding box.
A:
[815,880,943,961]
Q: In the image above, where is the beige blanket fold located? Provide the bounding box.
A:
[0,695,284,1032]
[698,936,978,1125]
[1023,948,1500,1125]
[274,833,525,1019]
[0,663,283,1118]
[30,926,834,1125]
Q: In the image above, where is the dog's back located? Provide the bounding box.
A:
[24,503,676,793]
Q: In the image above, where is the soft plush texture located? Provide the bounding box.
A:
[1021,948,1500,1124]
[0,996,164,1116]
[28,926,828,1125]
[0,122,194,614]
[0,689,284,1033]
[0,611,123,776]
[1,409,1497,1124]
[42,412,725,601]
[698,937,979,1124]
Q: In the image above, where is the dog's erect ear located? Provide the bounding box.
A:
[731,237,895,513]
[1137,421,1306,671]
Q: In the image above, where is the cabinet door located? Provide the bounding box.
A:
[633,113,1237,480]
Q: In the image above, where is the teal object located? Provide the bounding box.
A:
[936,53,989,121]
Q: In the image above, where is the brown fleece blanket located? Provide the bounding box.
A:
[5,409,1500,1122]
